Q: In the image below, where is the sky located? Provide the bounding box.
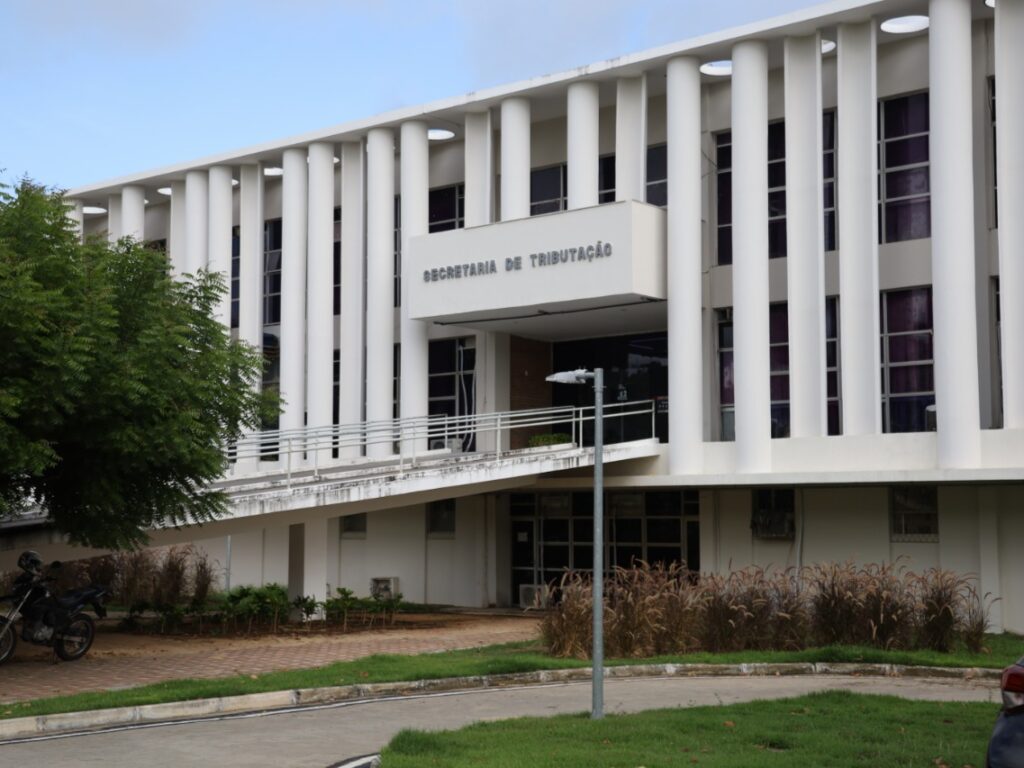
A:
[0,0,815,191]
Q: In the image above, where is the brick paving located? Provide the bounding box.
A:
[0,615,539,704]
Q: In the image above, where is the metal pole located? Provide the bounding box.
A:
[592,367,604,720]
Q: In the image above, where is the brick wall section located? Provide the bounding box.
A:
[509,336,553,449]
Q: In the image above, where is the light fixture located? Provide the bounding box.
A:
[264,166,284,176]
[144,198,150,205]
[699,60,733,77]
[881,15,930,34]
[232,179,239,187]
[82,206,107,215]
[821,39,837,54]
[428,128,455,141]
[986,0,995,7]
[157,187,172,196]
[334,156,340,164]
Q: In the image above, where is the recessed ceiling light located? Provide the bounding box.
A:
[144,198,150,205]
[264,167,284,176]
[157,187,172,196]
[334,156,340,164]
[232,179,239,187]
[699,60,733,77]
[428,128,455,141]
[821,39,837,54]
[82,206,107,215]
[986,0,995,7]
[881,15,929,34]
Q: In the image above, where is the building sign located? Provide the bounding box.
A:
[407,200,666,326]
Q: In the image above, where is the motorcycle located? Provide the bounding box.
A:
[0,550,108,665]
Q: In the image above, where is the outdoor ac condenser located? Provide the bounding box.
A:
[370,577,399,600]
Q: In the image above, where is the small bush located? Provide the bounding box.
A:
[114,549,158,620]
[917,569,965,652]
[962,585,995,654]
[527,433,573,448]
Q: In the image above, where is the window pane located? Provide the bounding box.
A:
[646,145,667,181]
[886,167,930,198]
[647,518,681,543]
[530,166,563,201]
[771,404,790,438]
[884,92,929,138]
[770,345,790,372]
[542,518,569,542]
[884,196,931,241]
[768,161,786,188]
[720,350,734,405]
[885,288,933,333]
[887,395,935,432]
[770,375,790,401]
[823,152,835,179]
[646,546,682,567]
[824,211,836,251]
[885,135,929,167]
[888,332,933,363]
[768,219,787,259]
[543,545,569,570]
[646,491,681,516]
[823,111,836,150]
[768,189,787,217]
[428,186,457,224]
[717,226,733,265]
[889,364,934,394]
[768,121,786,161]
[428,375,456,398]
[769,304,789,344]
[717,171,732,223]
[646,181,667,207]
[613,518,642,542]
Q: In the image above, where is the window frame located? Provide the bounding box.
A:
[889,485,939,543]
[877,90,932,244]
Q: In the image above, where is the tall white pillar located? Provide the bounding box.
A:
[302,517,339,605]
[366,128,396,457]
[666,56,703,474]
[464,111,494,226]
[184,170,209,274]
[400,122,430,453]
[784,34,827,438]
[121,185,145,241]
[169,181,187,273]
[837,22,881,436]
[280,148,308,443]
[307,142,336,465]
[996,0,1024,429]
[339,140,366,457]
[731,40,772,473]
[615,75,648,202]
[930,0,981,467]
[66,199,83,242]
[500,98,530,221]
[106,194,122,244]
[208,165,234,329]
[238,165,264,350]
[567,81,600,210]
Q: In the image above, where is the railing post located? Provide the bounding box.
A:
[495,413,502,458]
[286,438,293,487]
[651,401,656,440]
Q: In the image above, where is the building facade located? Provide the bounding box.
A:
[16,0,1024,631]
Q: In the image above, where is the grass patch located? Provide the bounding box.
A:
[2,634,1019,722]
[380,690,997,767]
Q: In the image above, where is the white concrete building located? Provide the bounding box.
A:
[11,0,1024,631]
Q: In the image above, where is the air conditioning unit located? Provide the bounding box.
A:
[370,577,399,600]
[519,583,550,609]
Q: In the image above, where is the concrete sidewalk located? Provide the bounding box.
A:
[0,615,539,703]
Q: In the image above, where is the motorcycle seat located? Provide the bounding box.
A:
[57,587,102,608]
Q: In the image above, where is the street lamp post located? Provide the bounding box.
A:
[545,367,604,719]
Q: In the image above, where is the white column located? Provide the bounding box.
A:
[731,40,772,473]
[184,170,209,274]
[978,487,1003,632]
[666,56,703,474]
[996,0,1024,429]
[366,128,396,457]
[307,142,336,466]
[400,121,430,453]
[169,181,187,273]
[615,75,648,202]
[500,97,530,221]
[106,194,122,243]
[464,111,494,226]
[121,185,145,241]
[207,165,234,329]
[280,148,308,447]
[837,22,881,436]
[929,0,981,467]
[567,81,600,210]
[66,199,83,242]
[339,140,366,457]
[785,34,827,438]
[236,164,264,476]
[238,165,264,350]
[302,517,339,605]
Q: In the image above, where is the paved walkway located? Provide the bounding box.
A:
[0,674,999,767]
[0,615,539,704]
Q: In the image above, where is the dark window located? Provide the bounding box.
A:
[598,155,616,203]
[394,195,401,307]
[646,144,667,207]
[428,184,465,232]
[826,296,841,435]
[263,219,282,325]
[878,92,931,243]
[427,499,456,537]
[890,486,938,542]
[230,226,240,330]
[881,287,934,433]
[823,110,837,251]
[341,513,367,537]
[751,489,795,540]
[530,164,567,215]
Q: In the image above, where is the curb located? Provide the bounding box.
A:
[0,662,1001,742]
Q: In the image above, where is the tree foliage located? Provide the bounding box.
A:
[0,180,273,548]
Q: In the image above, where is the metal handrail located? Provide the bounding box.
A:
[226,399,656,479]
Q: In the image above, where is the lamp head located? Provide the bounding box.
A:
[545,369,593,385]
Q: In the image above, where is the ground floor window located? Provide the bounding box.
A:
[509,490,699,605]
[890,485,938,542]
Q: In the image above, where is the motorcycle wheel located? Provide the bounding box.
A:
[0,618,16,665]
[54,613,94,661]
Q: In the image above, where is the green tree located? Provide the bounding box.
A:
[0,180,274,548]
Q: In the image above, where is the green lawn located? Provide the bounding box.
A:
[2,634,1019,722]
[380,690,997,767]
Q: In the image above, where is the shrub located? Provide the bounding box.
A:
[152,546,191,632]
[860,561,915,650]
[324,587,359,631]
[961,585,995,654]
[806,562,863,646]
[114,548,158,621]
[541,572,592,658]
[916,569,965,652]
[527,433,573,448]
[293,594,321,623]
